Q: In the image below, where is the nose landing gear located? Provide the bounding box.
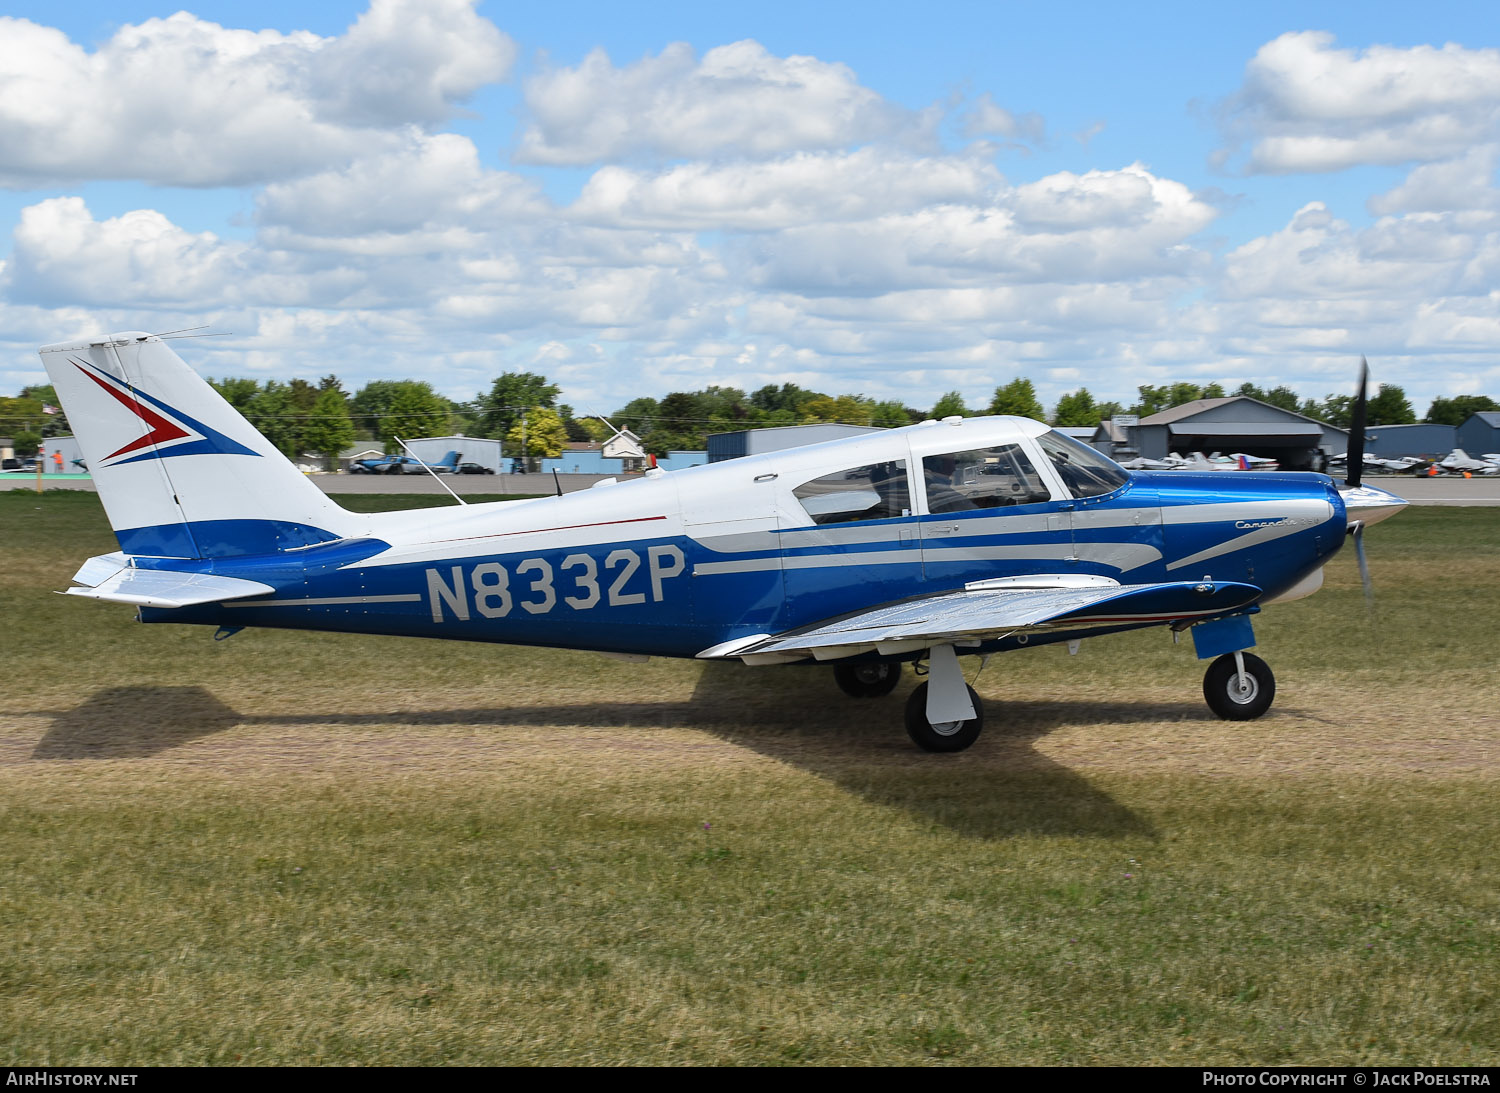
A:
[1203,651,1275,720]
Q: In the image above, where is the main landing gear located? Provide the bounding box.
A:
[1202,651,1275,720]
[904,682,983,752]
[833,661,901,698]
[833,641,1277,752]
[834,644,986,753]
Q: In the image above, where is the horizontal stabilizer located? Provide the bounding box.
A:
[702,580,1261,662]
[65,565,275,609]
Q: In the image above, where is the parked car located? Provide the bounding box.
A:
[455,462,495,475]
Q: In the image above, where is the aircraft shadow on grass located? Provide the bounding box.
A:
[33,674,1165,840]
[31,685,242,760]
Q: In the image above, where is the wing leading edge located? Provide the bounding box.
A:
[698,575,1261,664]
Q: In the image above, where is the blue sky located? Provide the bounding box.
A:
[2,0,1497,415]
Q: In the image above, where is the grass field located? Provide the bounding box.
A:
[1,490,1496,1065]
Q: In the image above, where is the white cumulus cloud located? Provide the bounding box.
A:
[1222,31,1500,173]
[516,39,929,165]
[256,134,545,245]
[0,0,514,188]
[4,197,247,307]
[568,148,1001,230]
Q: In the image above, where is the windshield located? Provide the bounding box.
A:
[1036,430,1129,499]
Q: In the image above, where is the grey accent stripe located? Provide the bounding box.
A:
[693,541,1161,576]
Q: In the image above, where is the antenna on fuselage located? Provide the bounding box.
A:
[552,469,563,497]
[394,435,467,506]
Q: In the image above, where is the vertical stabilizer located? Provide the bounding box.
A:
[39,332,361,558]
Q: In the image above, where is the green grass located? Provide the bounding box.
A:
[0,492,1496,1065]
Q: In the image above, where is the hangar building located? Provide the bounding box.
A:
[707,423,884,462]
[1365,424,1456,459]
[405,434,504,474]
[1093,397,1348,470]
[1458,412,1500,455]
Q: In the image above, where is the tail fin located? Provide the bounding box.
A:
[40,332,361,558]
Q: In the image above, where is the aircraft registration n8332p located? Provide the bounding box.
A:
[42,333,1408,752]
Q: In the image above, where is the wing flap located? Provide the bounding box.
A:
[65,566,275,609]
[702,580,1261,662]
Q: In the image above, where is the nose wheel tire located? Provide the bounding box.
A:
[1203,653,1275,721]
[834,661,901,698]
[904,682,984,752]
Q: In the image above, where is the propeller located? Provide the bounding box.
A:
[1349,520,1375,613]
[1339,358,1395,618]
[1345,355,1368,489]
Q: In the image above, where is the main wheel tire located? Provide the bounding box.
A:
[833,661,901,698]
[904,682,983,753]
[1202,652,1275,720]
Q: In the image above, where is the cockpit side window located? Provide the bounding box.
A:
[792,461,911,525]
[922,445,1051,514]
[1036,430,1129,499]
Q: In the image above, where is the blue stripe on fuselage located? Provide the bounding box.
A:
[135,472,1346,659]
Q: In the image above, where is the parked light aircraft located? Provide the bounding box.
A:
[1437,449,1500,475]
[41,334,1408,752]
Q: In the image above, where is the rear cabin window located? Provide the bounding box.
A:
[1036,430,1129,498]
[922,445,1051,513]
[792,461,911,525]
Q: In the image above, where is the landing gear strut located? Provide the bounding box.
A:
[1202,652,1275,720]
[904,682,984,752]
[833,661,901,698]
[902,643,984,752]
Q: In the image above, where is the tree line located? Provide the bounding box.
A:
[4,373,1496,462]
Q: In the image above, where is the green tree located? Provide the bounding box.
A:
[243,382,301,457]
[505,407,569,466]
[870,401,911,428]
[1314,394,1354,428]
[987,379,1044,420]
[1052,388,1100,427]
[750,383,822,417]
[577,417,614,442]
[477,372,561,440]
[208,377,260,413]
[803,393,875,425]
[303,387,357,468]
[1134,382,1221,416]
[19,384,69,435]
[1367,384,1416,425]
[1424,394,1498,426]
[380,382,450,452]
[931,391,970,418]
[612,397,661,436]
[13,429,41,457]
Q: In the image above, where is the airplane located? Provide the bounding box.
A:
[40,333,1408,752]
[1329,452,1425,474]
[1436,449,1499,475]
[351,450,461,475]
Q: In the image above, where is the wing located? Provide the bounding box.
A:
[697,575,1261,664]
[65,553,274,609]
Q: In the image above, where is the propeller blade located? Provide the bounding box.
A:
[1352,522,1374,613]
[1345,356,1369,489]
